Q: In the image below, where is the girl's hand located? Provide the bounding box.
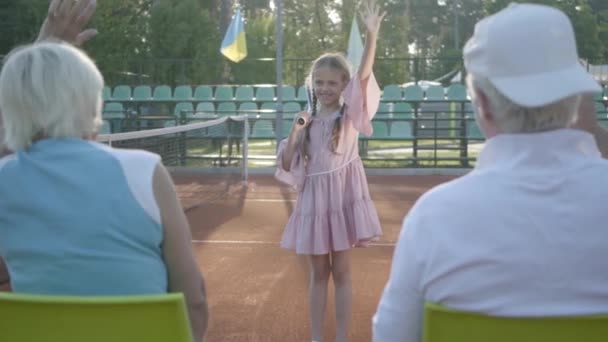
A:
[37,0,98,46]
[359,0,386,35]
[292,111,312,133]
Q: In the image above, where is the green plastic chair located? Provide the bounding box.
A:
[235,86,254,101]
[238,101,258,116]
[376,102,391,118]
[371,120,389,139]
[393,102,414,119]
[382,84,402,101]
[0,292,193,342]
[100,120,111,134]
[425,85,445,101]
[103,102,125,119]
[446,84,468,101]
[251,120,274,138]
[194,102,215,118]
[403,85,424,101]
[132,85,152,101]
[103,86,111,101]
[214,86,233,101]
[280,86,296,101]
[153,85,172,101]
[174,102,194,118]
[173,86,193,101]
[193,86,213,102]
[283,102,301,120]
[467,120,484,140]
[297,85,309,102]
[260,102,277,116]
[255,87,275,102]
[390,121,413,139]
[593,88,605,102]
[423,302,608,342]
[595,102,606,116]
[112,85,131,101]
[217,102,237,116]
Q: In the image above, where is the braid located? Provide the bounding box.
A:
[302,91,317,159]
[330,103,345,153]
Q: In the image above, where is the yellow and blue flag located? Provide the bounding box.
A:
[221,9,247,63]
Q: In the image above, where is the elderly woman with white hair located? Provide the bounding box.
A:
[0,42,208,341]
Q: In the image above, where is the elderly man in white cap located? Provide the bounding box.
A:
[372,3,608,341]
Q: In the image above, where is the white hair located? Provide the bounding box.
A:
[0,42,104,151]
[466,74,580,133]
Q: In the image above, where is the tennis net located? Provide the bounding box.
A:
[97,115,249,181]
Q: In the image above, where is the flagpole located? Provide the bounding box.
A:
[274,0,284,147]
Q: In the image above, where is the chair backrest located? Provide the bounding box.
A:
[173,85,193,101]
[0,292,193,342]
[214,85,233,101]
[174,102,194,117]
[425,85,445,101]
[133,85,152,101]
[382,84,402,101]
[404,85,424,101]
[193,86,213,101]
[423,302,608,342]
[153,85,172,101]
[112,85,132,101]
[280,86,296,101]
[255,87,276,102]
[235,86,254,101]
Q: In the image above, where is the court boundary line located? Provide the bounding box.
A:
[191,239,396,247]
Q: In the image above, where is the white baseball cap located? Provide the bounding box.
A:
[464,3,601,107]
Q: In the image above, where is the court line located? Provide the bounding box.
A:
[191,239,396,247]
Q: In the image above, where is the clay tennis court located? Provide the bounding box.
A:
[175,172,459,342]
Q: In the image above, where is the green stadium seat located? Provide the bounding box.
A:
[153,85,172,101]
[193,86,213,101]
[371,120,389,139]
[283,102,301,120]
[100,120,111,134]
[133,85,152,101]
[194,102,215,118]
[260,102,277,116]
[256,87,275,102]
[0,292,193,342]
[235,86,254,101]
[103,86,111,101]
[447,84,468,101]
[164,120,177,127]
[467,121,484,140]
[112,85,131,101]
[403,85,424,101]
[217,102,237,116]
[593,88,605,101]
[423,302,608,342]
[297,85,309,102]
[103,102,125,119]
[595,102,606,116]
[382,84,402,101]
[238,102,258,116]
[281,118,294,138]
[251,120,274,138]
[214,86,233,101]
[280,86,296,101]
[173,85,193,101]
[390,121,413,139]
[393,102,414,119]
[376,102,391,117]
[425,85,445,101]
[174,102,194,117]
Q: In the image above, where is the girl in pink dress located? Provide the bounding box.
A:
[275,2,385,341]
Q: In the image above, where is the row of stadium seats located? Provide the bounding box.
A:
[100,116,485,141]
[102,84,479,102]
[103,83,608,103]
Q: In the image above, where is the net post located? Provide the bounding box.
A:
[242,115,249,184]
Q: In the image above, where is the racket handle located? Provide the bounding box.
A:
[297,117,306,125]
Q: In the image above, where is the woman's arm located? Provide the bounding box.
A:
[153,163,208,342]
[357,0,386,80]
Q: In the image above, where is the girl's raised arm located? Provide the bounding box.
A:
[357,0,386,80]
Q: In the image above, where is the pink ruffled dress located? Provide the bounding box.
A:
[275,73,383,255]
